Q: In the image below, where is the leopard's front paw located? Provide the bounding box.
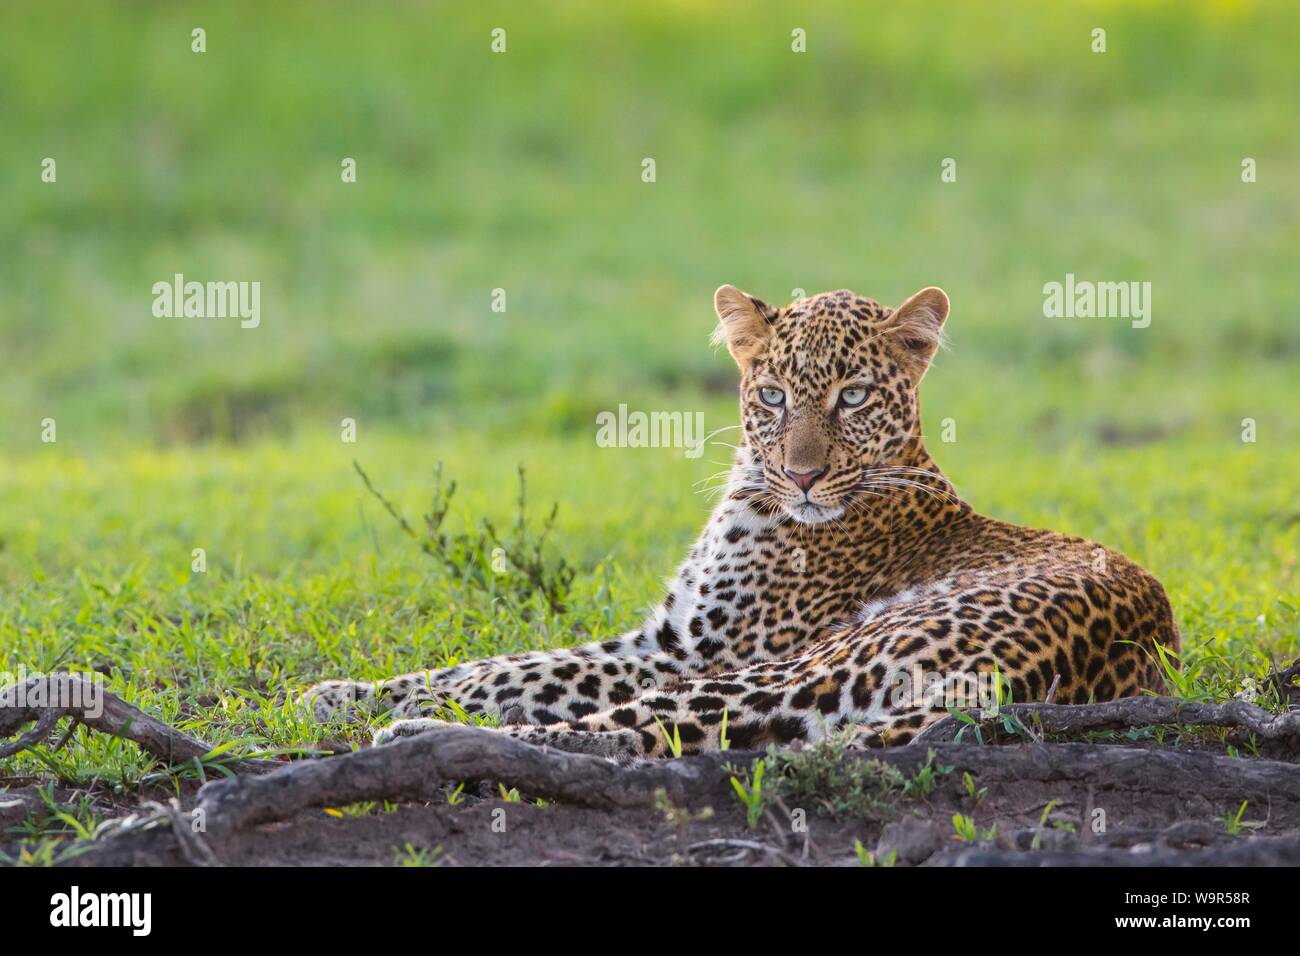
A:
[303,679,378,722]
[373,718,445,747]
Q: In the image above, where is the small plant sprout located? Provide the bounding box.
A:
[947,706,985,745]
[1030,799,1059,850]
[990,660,1006,711]
[904,749,954,799]
[654,717,684,759]
[854,839,897,867]
[952,814,978,842]
[392,843,442,867]
[729,759,766,829]
[952,814,997,843]
[963,771,987,804]
[1219,800,1264,836]
[719,707,731,751]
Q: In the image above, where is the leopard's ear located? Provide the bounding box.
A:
[890,286,949,378]
[712,285,775,370]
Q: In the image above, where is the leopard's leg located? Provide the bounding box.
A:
[305,675,441,722]
[374,642,856,758]
[373,716,647,763]
[306,634,689,725]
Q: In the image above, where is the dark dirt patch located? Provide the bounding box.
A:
[8,742,1300,867]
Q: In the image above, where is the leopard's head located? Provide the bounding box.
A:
[712,285,949,525]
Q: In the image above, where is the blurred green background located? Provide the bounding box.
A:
[1,0,1298,753]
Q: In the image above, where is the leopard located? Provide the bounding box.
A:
[306,284,1178,760]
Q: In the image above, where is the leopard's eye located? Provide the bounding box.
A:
[759,387,785,408]
[839,386,868,408]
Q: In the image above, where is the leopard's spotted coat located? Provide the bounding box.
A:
[307,285,1177,759]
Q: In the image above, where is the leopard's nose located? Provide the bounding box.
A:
[783,466,828,492]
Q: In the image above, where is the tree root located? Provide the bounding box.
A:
[65,727,1300,865]
[7,673,1300,866]
[912,694,1300,749]
[938,834,1300,867]
[195,722,736,836]
[0,675,275,774]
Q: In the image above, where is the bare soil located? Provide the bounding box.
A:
[7,743,1300,867]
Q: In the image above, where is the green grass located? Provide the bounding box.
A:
[1,0,1299,857]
